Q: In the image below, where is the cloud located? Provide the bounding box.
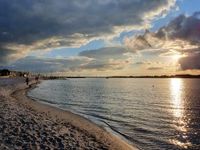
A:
[0,0,176,64]
[79,47,133,71]
[80,58,131,71]
[147,67,163,70]
[79,47,128,59]
[134,60,166,70]
[3,9,200,74]
[160,12,200,44]
[124,12,200,71]
[1,56,92,73]
[0,48,16,65]
[124,12,200,51]
[1,46,133,73]
[179,52,200,70]
[135,62,145,65]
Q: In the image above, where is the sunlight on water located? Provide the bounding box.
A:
[170,78,191,149]
[170,78,184,118]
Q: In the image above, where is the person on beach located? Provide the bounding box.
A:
[25,77,29,85]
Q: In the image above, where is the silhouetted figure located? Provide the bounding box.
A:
[35,75,39,83]
[26,77,29,85]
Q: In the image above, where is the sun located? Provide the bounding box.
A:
[172,54,182,60]
[171,51,186,61]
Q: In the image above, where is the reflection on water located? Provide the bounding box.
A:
[170,78,184,118]
[29,78,200,150]
[170,78,191,149]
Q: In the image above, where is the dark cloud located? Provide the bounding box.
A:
[0,0,176,64]
[125,12,200,51]
[156,12,200,44]
[179,52,200,70]
[0,0,175,43]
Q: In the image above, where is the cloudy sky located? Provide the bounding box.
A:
[0,0,200,76]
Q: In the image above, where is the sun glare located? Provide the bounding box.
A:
[170,78,183,118]
[172,54,183,61]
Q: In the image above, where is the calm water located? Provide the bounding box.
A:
[28,78,200,150]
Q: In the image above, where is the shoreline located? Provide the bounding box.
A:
[0,78,137,150]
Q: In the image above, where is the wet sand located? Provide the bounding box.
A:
[0,77,137,150]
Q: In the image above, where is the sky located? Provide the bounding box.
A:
[0,0,200,76]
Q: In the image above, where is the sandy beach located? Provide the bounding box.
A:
[0,77,136,150]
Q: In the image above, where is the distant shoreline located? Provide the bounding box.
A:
[1,69,200,79]
[42,74,200,80]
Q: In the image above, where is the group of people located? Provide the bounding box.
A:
[25,74,40,86]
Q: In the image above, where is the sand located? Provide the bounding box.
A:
[0,77,137,150]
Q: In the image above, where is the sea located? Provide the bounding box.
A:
[28,78,200,150]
